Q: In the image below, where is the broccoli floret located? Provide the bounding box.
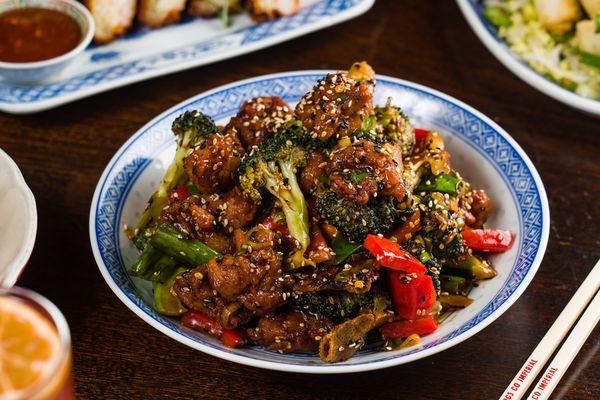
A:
[290,291,373,323]
[374,103,415,156]
[135,110,218,234]
[316,190,404,243]
[238,121,313,268]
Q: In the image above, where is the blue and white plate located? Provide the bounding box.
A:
[0,0,373,114]
[89,72,550,373]
[456,0,600,117]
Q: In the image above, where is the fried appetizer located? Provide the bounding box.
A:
[86,0,137,43]
[247,0,300,21]
[138,0,187,27]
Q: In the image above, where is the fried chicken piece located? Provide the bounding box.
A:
[183,132,245,194]
[207,226,285,313]
[295,62,375,142]
[138,0,186,27]
[160,195,234,254]
[247,0,300,21]
[173,265,252,328]
[329,140,405,205]
[86,0,136,43]
[161,195,216,236]
[248,311,333,353]
[188,0,242,17]
[200,186,258,232]
[225,96,294,150]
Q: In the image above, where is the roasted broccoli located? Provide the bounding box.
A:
[135,110,219,234]
[290,291,373,323]
[316,190,404,243]
[374,102,414,156]
[238,121,313,268]
[349,103,414,157]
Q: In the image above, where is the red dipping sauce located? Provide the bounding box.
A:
[0,7,82,63]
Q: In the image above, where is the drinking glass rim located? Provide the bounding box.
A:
[0,286,71,399]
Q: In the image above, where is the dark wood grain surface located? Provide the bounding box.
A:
[1,1,599,399]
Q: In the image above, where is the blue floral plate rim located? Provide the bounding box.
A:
[89,71,550,373]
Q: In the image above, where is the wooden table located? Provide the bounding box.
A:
[2,1,599,399]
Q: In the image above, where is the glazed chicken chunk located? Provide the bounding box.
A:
[329,140,406,205]
[225,96,294,150]
[183,132,245,194]
[86,0,136,43]
[295,62,375,142]
[248,311,333,353]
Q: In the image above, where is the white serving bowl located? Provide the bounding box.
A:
[0,149,37,287]
[456,0,600,117]
[0,0,94,84]
[90,72,550,373]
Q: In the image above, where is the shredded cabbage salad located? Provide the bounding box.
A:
[483,0,600,100]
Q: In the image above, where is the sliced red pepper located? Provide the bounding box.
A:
[387,270,437,321]
[181,310,247,348]
[363,234,426,275]
[462,228,513,253]
[380,316,438,340]
[412,128,429,154]
[386,209,421,246]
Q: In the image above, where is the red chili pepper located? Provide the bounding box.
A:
[387,270,437,320]
[168,185,190,203]
[462,228,513,253]
[414,128,429,144]
[363,234,427,275]
[412,128,430,154]
[181,311,247,348]
[380,316,438,340]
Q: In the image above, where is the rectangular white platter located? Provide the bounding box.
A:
[0,0,374,114]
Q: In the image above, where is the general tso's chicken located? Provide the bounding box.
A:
[138,0,187,27]
[188,0,242,17]
[247,0,300,21]
[225,96,294,150]
[296,62,375,142]
[248,311,333,353]
[328,140,406,205]
[533,0,582,35]
[207,226,285,314]
[174,264,253,328]
[183,132,245,194]
[86,0,137,43]
[200,186,258,232]
[174,226,284,327]
[160,195,235,254]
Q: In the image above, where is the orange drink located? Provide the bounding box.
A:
[0,287,74,400]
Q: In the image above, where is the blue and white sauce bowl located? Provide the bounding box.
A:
[89,72,550,373]
[0,0,94,84]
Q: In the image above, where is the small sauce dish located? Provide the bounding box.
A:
[0,0,94,84]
